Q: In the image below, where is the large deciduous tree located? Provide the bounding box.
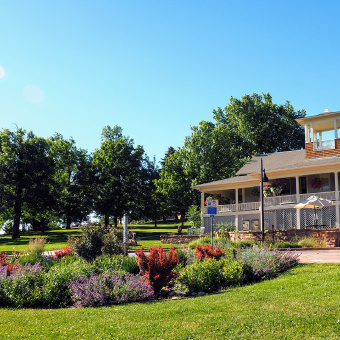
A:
[155,151,194,226]
[49,134,93,229]
[92,125,145,227]
[0,129,54,239]
[213,93,306,156]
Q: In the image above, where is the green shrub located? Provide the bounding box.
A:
[298,236,326,248]
[277,242,301,249]
[69,225,123,261]
[122,256,140,274]
[235,241,256,249]
[188,236,236,250]
[43,260,93,307]
[0,263,45,307]
[187,205,201,234]
[221,258,244,287]
[178,258,244,293]
[92,255,139,275]
[176,248,195,268]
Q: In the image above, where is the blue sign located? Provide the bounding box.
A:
[207,207,217,215]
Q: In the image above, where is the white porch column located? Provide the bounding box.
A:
[235,189,239,212]
[201,191,205,228]
[310,123,314,142]
[305,125,309,143]
[335,173,340,228]
[242,188,246,203]
[319,132,322,143]
[296,176,301,229]
[335,119,338,139]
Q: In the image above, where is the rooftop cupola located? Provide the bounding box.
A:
[296,109,340,159]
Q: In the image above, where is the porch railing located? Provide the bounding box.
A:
[313,139,335,151]
[202,190,338,214]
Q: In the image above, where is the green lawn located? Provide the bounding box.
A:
[0,228,82,254]
[1,264,339,339]
[0,222,190,253]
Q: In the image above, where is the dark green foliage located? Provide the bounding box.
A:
[121,256,140,275]
[69,224,123,261]
[48,134,94,230]
[0,128,55,238]
[213,93,306,156]
[92,125,146,227]
[155,151,194,225]
[92,255,139,275]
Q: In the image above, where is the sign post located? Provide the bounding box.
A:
[123,215,128,255]
[206,199,218,246]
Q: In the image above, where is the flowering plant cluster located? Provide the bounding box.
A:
[270,181,282,196]
[69,272,154,307]
[310,178,323,189]
[263,186,272,197]
[271,180,281,188]
[239,247,300,282]
[53,247,72,259]
[204,193,222,206]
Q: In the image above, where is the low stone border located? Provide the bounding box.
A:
[160,234,201,244]
[230,229,340,248]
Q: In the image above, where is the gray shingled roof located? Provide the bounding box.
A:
[236,149,340,175]
[192,175,256,189]
[193,149,340,190]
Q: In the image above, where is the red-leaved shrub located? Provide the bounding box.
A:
[135,246,179,294]
[0,252,10,266]
[195,244,225,261]
[53,246,73,259]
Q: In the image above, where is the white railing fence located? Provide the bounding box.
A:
[203,191,338,214]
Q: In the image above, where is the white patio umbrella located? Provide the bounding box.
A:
[294,195,334,226]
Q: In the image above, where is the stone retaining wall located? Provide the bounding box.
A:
[160,234,201,244]
[229,229,340,248]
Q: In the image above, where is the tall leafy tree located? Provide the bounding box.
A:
[160,146,176,167]
[49,134,93,229]
[181,121,244,186]
[0,129,54,238]
[213,92,306,156]
[92,125,145,227]
[155,151,194,226]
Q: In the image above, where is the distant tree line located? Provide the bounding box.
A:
[0,93,306,238]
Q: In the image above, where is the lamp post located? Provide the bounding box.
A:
[260,158,269,242]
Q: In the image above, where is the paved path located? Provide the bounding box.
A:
[297,249,340,263]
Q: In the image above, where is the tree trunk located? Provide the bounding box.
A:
[154,219,157,228]
[180,211,185,228]
[32,219,40,232]
[114,215,118,228]
[104,215,109,227]
[12,187,23,239]
[66,215,71,229]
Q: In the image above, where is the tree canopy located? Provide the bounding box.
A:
[92,125,146,227]
[0,93,307,234]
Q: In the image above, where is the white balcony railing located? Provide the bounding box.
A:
[313,139,335,151]
[203,191,338,214]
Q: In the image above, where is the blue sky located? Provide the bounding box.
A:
[1,1,340,162]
